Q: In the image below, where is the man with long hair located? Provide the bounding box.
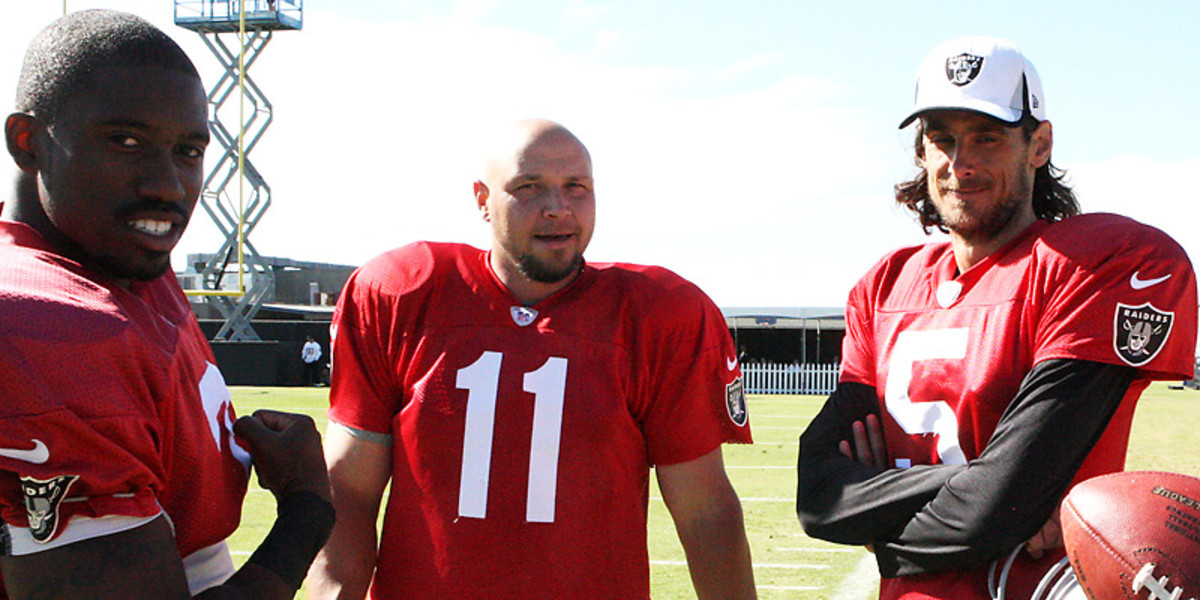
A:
[797,36,1196,600]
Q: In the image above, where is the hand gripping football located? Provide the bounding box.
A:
[1061,471,1200,600]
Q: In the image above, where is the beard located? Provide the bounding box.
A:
[516,251,583,284]
[934,173,1033,244]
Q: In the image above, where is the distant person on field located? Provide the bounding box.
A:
[796,36,1197,600]
[0,10,334,598]
[302,336,323,386]
[306,119,756,599]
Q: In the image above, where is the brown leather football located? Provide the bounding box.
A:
[1061,471,1200,600]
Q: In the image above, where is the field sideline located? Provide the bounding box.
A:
[225,382,1200,599]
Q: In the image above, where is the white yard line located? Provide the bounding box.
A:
[651,560,828,571]
[830,552,879,600]
[726,465,793,469]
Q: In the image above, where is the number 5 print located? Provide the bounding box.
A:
[885,328,968,466]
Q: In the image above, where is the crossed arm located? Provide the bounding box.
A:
[796,359,1136,576]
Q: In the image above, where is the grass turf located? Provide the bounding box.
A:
[226,381,1199,599]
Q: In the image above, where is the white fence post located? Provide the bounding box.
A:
[741,362,839,395]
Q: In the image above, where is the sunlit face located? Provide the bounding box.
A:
[34,65,209,282]
[920,110,1049,245]
[479,127,595,290]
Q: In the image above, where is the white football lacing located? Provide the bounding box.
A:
[1132,563,1195,600]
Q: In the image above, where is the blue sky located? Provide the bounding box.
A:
[4,1,1198,307]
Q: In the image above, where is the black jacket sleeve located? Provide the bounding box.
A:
[796,381,963,544]
[796,359,1136,576]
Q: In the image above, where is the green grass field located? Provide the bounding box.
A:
[226,382,1200,599]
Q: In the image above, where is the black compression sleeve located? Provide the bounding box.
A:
[797,381,963,544]
[245,491,336,590]
[872,359,1136,576]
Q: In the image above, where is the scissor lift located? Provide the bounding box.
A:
[174,0,303,340]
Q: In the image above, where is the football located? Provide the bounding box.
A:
[1061,471,1200,600]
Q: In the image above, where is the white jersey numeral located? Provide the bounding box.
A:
[885,328,968,466]
[456,351,503,519]
[456,352,569,522]
[198,362,252,469]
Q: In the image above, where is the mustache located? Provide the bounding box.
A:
[113,201,191,220]
[939,179,983,193]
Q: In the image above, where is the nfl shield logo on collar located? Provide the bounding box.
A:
[945,53,984,86]
[1113,302,1174,367]
[510,306,538,327]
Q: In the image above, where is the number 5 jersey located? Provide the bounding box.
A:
[328,241,752,599]
[839,213,1197,599]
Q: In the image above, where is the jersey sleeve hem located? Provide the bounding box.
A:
[182,540,237,595]
[3,511,160,556]
[1033,349,1195,381]
[330,419,393,446]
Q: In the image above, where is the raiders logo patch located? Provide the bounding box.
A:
[510,306,538,327]
[726,377,748,426]
[20,474,79,543]
[945,53,984,86]
[1114,302,1174,367]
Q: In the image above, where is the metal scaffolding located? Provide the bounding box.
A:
[175,0,303,340]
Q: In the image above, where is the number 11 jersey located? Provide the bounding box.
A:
[328,241,752,599]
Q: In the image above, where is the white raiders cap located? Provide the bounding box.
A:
[899,36,1045,128]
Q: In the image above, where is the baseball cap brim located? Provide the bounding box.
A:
[899,36,1044,129]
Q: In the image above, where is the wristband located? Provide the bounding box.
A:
[246,490,336,590]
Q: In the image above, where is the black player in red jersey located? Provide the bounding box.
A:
[0,10,333,599]
[796,36,1197,600]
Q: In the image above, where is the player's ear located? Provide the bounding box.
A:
[1028,120,1052,169]
[5,113,42,172]
[473,181,491,221]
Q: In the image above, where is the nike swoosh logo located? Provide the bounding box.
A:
[726,357,738,371]
[1130,272,1171,290]
[0,439,49,464]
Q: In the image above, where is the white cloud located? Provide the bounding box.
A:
[165,6,913,308]
[562,0,613,25]
[10,4,1192,312]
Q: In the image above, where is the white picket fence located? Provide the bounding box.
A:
[741,362,840,395]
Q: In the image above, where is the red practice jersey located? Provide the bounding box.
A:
[0,222,251,595]
[329,242,752,599]
[841,214,1197,599]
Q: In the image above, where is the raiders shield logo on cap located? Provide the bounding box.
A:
[1113,302,1174,366]
[726,377,748,426]
[20,474,79,543]
[510,306,538,327]
[945,53,984,86]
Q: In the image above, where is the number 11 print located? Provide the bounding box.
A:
[456,351,569,522]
